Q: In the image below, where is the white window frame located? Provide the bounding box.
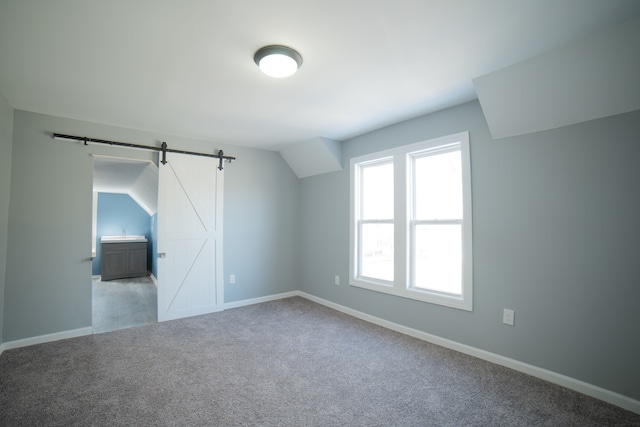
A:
[354,156,395,287]
[349,131,473,311]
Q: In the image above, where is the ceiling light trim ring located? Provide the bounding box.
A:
[254,45,303,78]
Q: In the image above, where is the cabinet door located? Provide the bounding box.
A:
[127,247,148,276]
[102,248,126,280]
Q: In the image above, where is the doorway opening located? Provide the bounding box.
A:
[92,156,159,333]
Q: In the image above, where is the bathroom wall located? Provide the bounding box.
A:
[92,192,153,276]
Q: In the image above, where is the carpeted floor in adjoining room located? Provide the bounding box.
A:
[1,297,639,426]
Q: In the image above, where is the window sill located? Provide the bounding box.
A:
[350,278,472,311]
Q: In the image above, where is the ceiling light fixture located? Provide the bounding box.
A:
[254,45,302,78]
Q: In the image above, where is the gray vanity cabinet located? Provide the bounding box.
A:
[101,242,148,281]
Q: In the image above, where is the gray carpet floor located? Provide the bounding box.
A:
[1,297,639,426]
[92,276,157,333]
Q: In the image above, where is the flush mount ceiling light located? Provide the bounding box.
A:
[254,45,302,78]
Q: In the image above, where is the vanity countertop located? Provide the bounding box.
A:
[101,235,148,243]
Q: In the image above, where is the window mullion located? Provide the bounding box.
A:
[395,154,407,290]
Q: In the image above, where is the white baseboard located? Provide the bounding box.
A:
[0,291,298,352]
[224,291,300,310]
[149,273,158,286]
[0,327,93,353]
[297,291,640,415]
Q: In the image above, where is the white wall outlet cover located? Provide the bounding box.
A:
[230,274,236,284]
[334,275,340,285]
[503,309,515,326]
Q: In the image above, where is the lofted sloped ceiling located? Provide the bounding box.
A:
[0,1,639,153]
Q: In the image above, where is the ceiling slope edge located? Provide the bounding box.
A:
[93,157,158,215]
[129,163,158,216]
[279,137,343,179]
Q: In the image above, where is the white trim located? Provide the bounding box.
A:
[224,291,300,310]
[149,273,158,286]
[297,292,640,415]
[0,327,93,352]
[91,190,98,257]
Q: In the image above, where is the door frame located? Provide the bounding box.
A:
[91,154,159,331]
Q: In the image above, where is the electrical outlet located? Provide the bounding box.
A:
[229,274,236,284]
[334,275,340,286]
[503,309,515,326]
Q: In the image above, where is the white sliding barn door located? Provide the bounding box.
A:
[157,153,223,322]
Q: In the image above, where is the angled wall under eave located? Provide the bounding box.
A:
[280,137,343,179]
[474,15,640,140]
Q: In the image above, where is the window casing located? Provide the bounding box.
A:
[349,132,473,311]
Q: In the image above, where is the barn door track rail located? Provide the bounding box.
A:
[52,133,236,170]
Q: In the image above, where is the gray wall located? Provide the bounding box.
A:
[3,110,299,341]
[224,146,299,302]
[4,101,639,402]
[299,100,640,401]
[0,92,13,346]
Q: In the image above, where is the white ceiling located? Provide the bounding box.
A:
[1,0,639,151]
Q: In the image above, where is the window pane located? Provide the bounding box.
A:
[362,162,393,220]
[360,223,394,282]
[413,224,461,294]
[414,150,462,220]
